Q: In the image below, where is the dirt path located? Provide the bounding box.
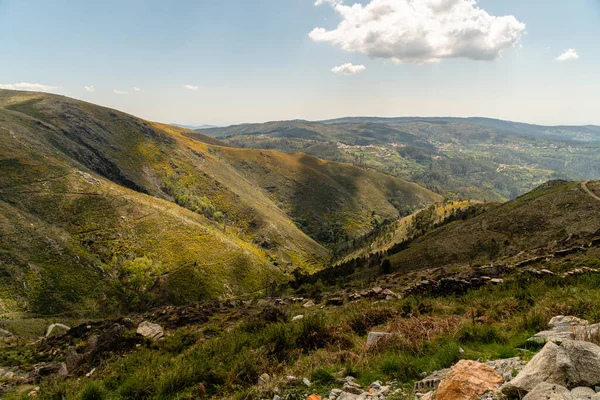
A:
[582,181,600,202]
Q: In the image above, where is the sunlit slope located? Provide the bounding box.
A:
[387,180,600,272]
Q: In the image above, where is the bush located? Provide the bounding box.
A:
[80,382,107,400]
[311,368,336,384]
[457,324,503,344]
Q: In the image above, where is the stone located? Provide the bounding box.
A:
[343,382,363,395]
[522,383,573,400]
[571,387,596,399]
[366,332,394,349]
[436,360,504,400]
[414,368,450,393]
[370,381,382,390]
[45,323,70,337]
[0,328,13,337]
[530,316,591,344]
[292,315,304,321]
[258,373,270,385]
[329,388,343,398]
[136,321,164,340]
[303,377,311,386]
[273,396,281,400]
[327,297,344,306]
[338,393,359,400]
[303,300,316,308]
[503,340,600,397]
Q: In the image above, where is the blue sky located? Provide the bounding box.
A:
[0,0,598,126]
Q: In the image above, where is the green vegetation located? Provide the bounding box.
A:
[201,118,600,202]
[7,269,600,399]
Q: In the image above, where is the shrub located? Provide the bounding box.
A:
[80,382,107,400]
[311,368,336,384]
[457,324,503,344]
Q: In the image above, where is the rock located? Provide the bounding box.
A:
[571,387,596,399]
[420,392,434,400]
[530,316,590,343]
[285,375,300,385]
[258,373,270,385]
[366,332,394,349]
[45,323,70,337]
[522,383,573,400]
[327,297,344,306]
[136,321,164,340]
[503,340,600,397]
[303,300,316,308]
[343,382,363,395]
[370,381,382,390]
[273,396,281,400]
[329,388,343,398]
[35,362,68,378]
[337,393,359,400]
[436,360,504,400]
[414,368,450,393]
[292,315,304,321]
[303,377,311,387]
[0,328,13,337]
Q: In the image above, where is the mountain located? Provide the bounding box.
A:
[0,89,440,315]
[171,123,219,130]
[200,118,600,202]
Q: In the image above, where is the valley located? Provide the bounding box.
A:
[0,90,599,400]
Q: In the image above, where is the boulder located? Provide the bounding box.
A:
[436,360,504,400]
[292,315,304,321]
[136,321,164,340]
[503,340,600,397]
[366,332,394,349]
[571,387,596,399]
[531,316,590,343]
[45,323,70,337]
[303,300,316,308]
[522,383,573,400]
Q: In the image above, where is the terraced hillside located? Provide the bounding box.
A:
[0,89,439,315]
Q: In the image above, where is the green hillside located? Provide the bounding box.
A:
[0,89,439,315]
[200,119,600,201]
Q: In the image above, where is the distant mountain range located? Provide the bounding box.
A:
[199,118,600,201]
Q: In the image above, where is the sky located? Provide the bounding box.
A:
[0,0,599,126]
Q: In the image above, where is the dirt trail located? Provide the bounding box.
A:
[582,181,600,202]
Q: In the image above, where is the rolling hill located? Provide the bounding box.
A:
[0,89,440,316]
[199,118,600,201]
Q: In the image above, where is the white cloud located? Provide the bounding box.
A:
[184,84,199,91]
[0,82,59,92]
[133,87,142,92]
[556,48,579,62]
[331,63,366,75]
[84,85,95,92]
[113,90,128,94]
[315,0,342,5]
[309,0,526,64]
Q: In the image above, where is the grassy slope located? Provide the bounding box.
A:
[0,89,440,315]
[387,180,600,272]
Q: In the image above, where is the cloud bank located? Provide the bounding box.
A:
[556,48,579,62]
[331,63,366,75]
[84,85,95,92]
[113,90,128,94]
[310,0,526,64]
[0,82,59,92]
[184,85,199,91]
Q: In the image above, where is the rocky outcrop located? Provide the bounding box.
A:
[529,316,600,344]
[136,321,164,341]
[522,383,574,400]
[503,340,600,397]
[436,360,504,400]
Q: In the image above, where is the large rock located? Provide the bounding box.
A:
[503,340,600,397]
[366,332,394,349]
[136,321,164,340]
[436,360,504,400]
[531,316,589,343]
[522,383,573,400]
